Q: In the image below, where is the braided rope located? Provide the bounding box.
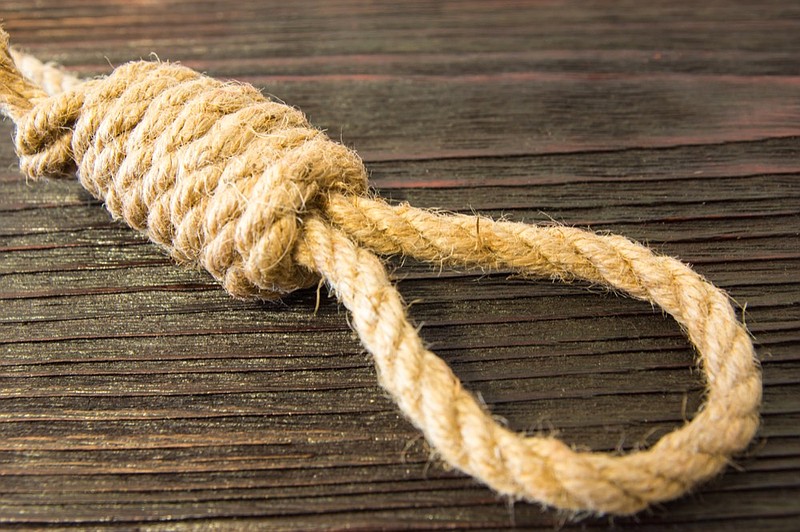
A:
[0,29,761,515]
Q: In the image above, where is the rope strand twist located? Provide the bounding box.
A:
[0,29,761,515]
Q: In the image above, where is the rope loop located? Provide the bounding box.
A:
[0,28,761,515]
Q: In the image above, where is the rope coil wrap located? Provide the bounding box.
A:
[14,58,368,298]
[0,30,761,515]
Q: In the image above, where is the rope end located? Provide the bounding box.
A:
[0,27,47,121]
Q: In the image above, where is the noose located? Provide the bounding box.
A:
[0,29,761,515]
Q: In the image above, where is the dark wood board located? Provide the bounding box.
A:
[1,0,798,529]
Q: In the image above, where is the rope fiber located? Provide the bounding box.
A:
[0,29,761,515]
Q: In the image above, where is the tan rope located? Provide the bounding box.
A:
[9,46,83,97]
[0,28,761,515]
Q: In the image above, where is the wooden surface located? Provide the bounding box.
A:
[1,1,799,529]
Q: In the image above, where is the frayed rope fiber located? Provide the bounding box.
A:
[0,29,761,515]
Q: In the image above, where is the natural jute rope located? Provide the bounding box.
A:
[0,29,761,515]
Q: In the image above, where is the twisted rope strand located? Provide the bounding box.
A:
[319,196,760,510]
[0,30,761,516]
[10,46,82,96]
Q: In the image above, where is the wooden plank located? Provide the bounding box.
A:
[1,0,799,529]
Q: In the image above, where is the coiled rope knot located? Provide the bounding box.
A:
[12,59,369,299]
[0,30,761,516]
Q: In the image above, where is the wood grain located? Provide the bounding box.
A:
[1,0,798,529]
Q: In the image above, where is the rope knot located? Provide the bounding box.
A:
[0,29,762,515]
[8,59,368,299]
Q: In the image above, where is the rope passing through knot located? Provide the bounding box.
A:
[0,28,762,516]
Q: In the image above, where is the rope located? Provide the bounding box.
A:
[9,46,82,97]
[0,28,761,515]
